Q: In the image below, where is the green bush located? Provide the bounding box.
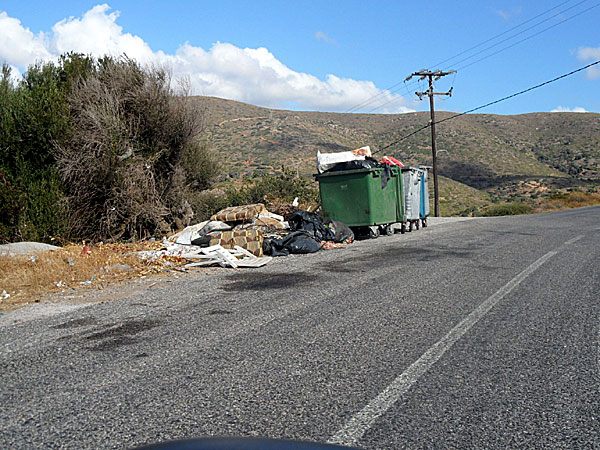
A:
[187,189,232,221]
[0,55,93,243]
[481,202,533,217]
[0,54,219,242]
[235,169,319,205]
[55,56,218,240]
[0,168,24,243]
[189,169,320,222]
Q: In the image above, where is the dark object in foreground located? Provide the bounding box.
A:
[135,436,360,450]
[265,231,322,257]
[288,210,333,242]
[264,210,354,256]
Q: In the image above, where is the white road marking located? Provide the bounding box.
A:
[564,235,584,246]
[328,249,558,447]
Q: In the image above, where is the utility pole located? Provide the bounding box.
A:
[405,69,455,217]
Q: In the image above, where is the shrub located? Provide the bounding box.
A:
[55,57,218,240]
[187,189,232,221]
[481,202,533,217]
[189,169,320,222]
[0,55,93,242]
[233,169,319,206]
[0,168,23,243]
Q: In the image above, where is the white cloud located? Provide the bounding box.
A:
[494,6,522,20]
[314,31,336,45]
[0,12,52,67]
[577,45,600,79]
[551,106,587,113]
[0,5,413,113]
[50,4,156,63]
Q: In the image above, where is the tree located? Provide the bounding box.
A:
[0,56,92,242]
[55,56,219,240]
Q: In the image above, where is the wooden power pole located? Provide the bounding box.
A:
[405,70,455,217]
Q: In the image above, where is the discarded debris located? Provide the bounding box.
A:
[208,229,264,256]
[321,241,347,250]
[381,155,404,167]
[0,242,60,257]
[265,231,321,257]
[169,220,231,245]
[183,244,272,269]
[317,146,372,173]
[138,240,271,269]
[211,203,267,222]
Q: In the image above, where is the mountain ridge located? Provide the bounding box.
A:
[193,96,599,214]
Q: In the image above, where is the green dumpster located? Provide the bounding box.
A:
[315,166,404,235]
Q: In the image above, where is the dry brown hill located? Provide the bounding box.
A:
[196,96,599,190]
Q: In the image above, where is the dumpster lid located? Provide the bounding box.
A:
[314,166,392,179]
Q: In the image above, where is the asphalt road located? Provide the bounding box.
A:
[1,206,599,449]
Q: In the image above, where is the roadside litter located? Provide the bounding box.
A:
[262,210,354,257]
[140,200,356,266]
[141,203,289,268]
[265,231,321,257]
[316,146,372,173]
[169,220,231,245]
[0,242,60,257]
[2,144,424,309]
[137,241,272,269]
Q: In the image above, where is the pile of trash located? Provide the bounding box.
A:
[317,145,405,193]
[139,203,355,269]
[317,146,403,173]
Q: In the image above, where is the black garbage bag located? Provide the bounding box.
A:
[326,157,381,172]
[326,220,354,243]
[325,157,391,189]
[380,164,391,189]
[190,235,211,246]
[288,210,334,242]
[265,231,322,257]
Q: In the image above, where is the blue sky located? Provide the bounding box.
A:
[1,1,599,114]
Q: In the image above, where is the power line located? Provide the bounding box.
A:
[406,70,456,217]
[442,0,591,71]
[438,60,600,123]
[347,0,595,114]
[375,60,600,154]
[434,0,579,68]
[454,2,600,72]
[366,0,599,114]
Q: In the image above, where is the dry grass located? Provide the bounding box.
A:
[534,190,600,213]
[0,241,174,311]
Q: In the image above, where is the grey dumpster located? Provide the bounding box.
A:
[402,167,422,231]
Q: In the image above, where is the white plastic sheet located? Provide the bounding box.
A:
[316,146,372,173]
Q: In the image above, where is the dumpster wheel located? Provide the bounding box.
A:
[368,226,380,239]
[383,224,394,236]
[422,218,428,228]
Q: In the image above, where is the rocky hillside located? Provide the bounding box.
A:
[194,96,599,214]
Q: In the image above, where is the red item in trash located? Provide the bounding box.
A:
[81,245,92,256]
[321,241,346,250]
[381,156,404,167]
